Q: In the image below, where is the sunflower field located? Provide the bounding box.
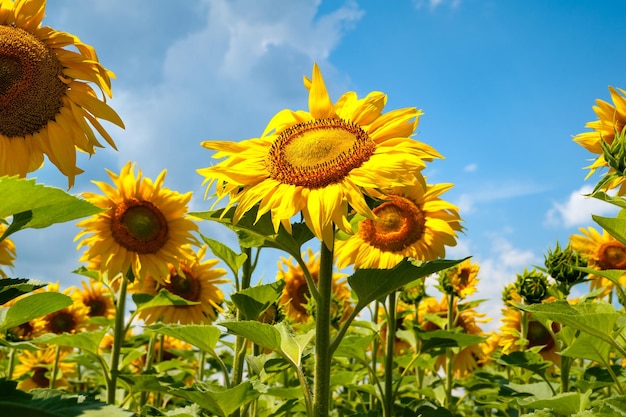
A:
[3,1,626,416]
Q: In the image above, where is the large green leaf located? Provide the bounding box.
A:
[190,206,314,257]
[593,209,626,247]
[32,330,108,356]
[561,331,612,363]
[348,258,467,308]
[200,234,247,277]
[132,289,199,312]
[131,376,259,417]
[0,380,133,417]
[0,292,72,332]
[230,281,285,321]
[0,278,48,304]
[589,191,626,209]
[497,351,552,379]
[0,176,104,241]
[145,323,222,354]
[418,329,486,353]
[518,391,591,415]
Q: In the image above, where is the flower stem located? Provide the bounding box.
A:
[232,248,253,417]
[50,344,61,389]
[445,293,455,409]
[107,276,128,405]
[313,239,334,417]
[383,291,397,417]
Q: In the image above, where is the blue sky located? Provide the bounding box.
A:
[10,0,626,329]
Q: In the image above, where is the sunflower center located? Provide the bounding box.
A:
[266,118,376,188]
[597,242,626,270]
[86,297,108,317]
[165,266,201,302]
[359,196,426,252]
[0,25,66,138]
[48,311,77,334]
[110,198,169,254]
[31,367,51,388]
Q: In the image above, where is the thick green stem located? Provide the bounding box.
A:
[383,292,397,417]
[6,347,16,380]
[232,248,253,417]
[107,276,128,405]
[445,293,455,409]
[49,344,61,389]
[313,239,334,417]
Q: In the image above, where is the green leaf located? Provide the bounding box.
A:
[0,278,48,304]
[131,376,259,417]
[145,323,221,354]
[200,234,247,277]
[418,329,486,353]
[0,176,104,241]
[589,191,626,210]
[32,330,108,356]
[0,379,134,416]
[230,281,285,321]
[348,258,467,308]
[497,351,552,378]
[593,209,626,247]
[132,289,199,312]
[334,334,376,361]
[0,292,72,332]
[220,320,281,353]
[561,331,612,363]
[518,391,591,415]
[190,206,314,257]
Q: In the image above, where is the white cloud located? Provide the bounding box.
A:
[413,0,462,10]
[544,184,620,228]
[463,163,478,173]
[453,179,549,214]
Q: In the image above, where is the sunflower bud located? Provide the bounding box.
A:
[544,243,587,285]
[594,128,626,192]
[515,269,550,304]
[399,279,427,304]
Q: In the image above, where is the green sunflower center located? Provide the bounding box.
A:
[111,198,169,254]
[527,320,560,351]
[266,118,376,188]
[359,196,426,252]
[0,25,66,138]
[597,242,626,270]
[165,266,201,302]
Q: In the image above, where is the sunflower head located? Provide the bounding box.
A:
[439,258,480,299]
[13,347,74,391]
[35,285,90,335]
[335,178,463,269]
[544,242,587,288]
[76,162,199,284]
[198,63,442,248]
[0,0,124,186]
[515,269,550,305]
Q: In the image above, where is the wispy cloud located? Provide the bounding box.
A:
[413,0,462,11]
[454,179,549,214]
[544,184,619,228]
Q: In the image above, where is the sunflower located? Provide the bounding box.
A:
[573,87,626,192]
[499,304,561,365]
[439,258,480,299]
[198,63,441,247]
[71,280,115,325]
[13,347,74,391]
[135,245,228,325]
[0,223,16,277]
[570,226,626,296]
[419,296,490,378]
[2,285,45,341]
[35,282,90,335]
[335,178,463,269]
[0,0,124,187]
[75,162,199,284]
[278,248,353,325]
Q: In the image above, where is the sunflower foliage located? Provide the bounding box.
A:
[4,2,626,416]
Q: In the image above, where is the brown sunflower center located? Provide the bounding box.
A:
[164,266,201,302]
[31,367,51,388]
[266,118,376,188]
[359,196,426,252]
[457,268,471,288]
[110,198,169,254]
[85,297,108,317]
[47,311,77,334]
[286,275,310,315]
[0,25,66,138]
[597,242,626,270]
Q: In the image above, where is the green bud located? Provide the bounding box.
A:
[515,269,550,304]
[544,242,587,284]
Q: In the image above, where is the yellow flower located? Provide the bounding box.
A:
[419,296,490,378]
[570,226,626,296]
[440,258,480,299]
[574,86,626,192]
[198,63,441,248]
[135,245,228,325]
[13,347,74,391]
[335,178,463,269]
[278,248,353,325]
[0,0,124,187]
[75,162,199,284]
[499,304,561,365]
[71,280,115,325]
[35,283,90,335]
[0,223,16,277]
